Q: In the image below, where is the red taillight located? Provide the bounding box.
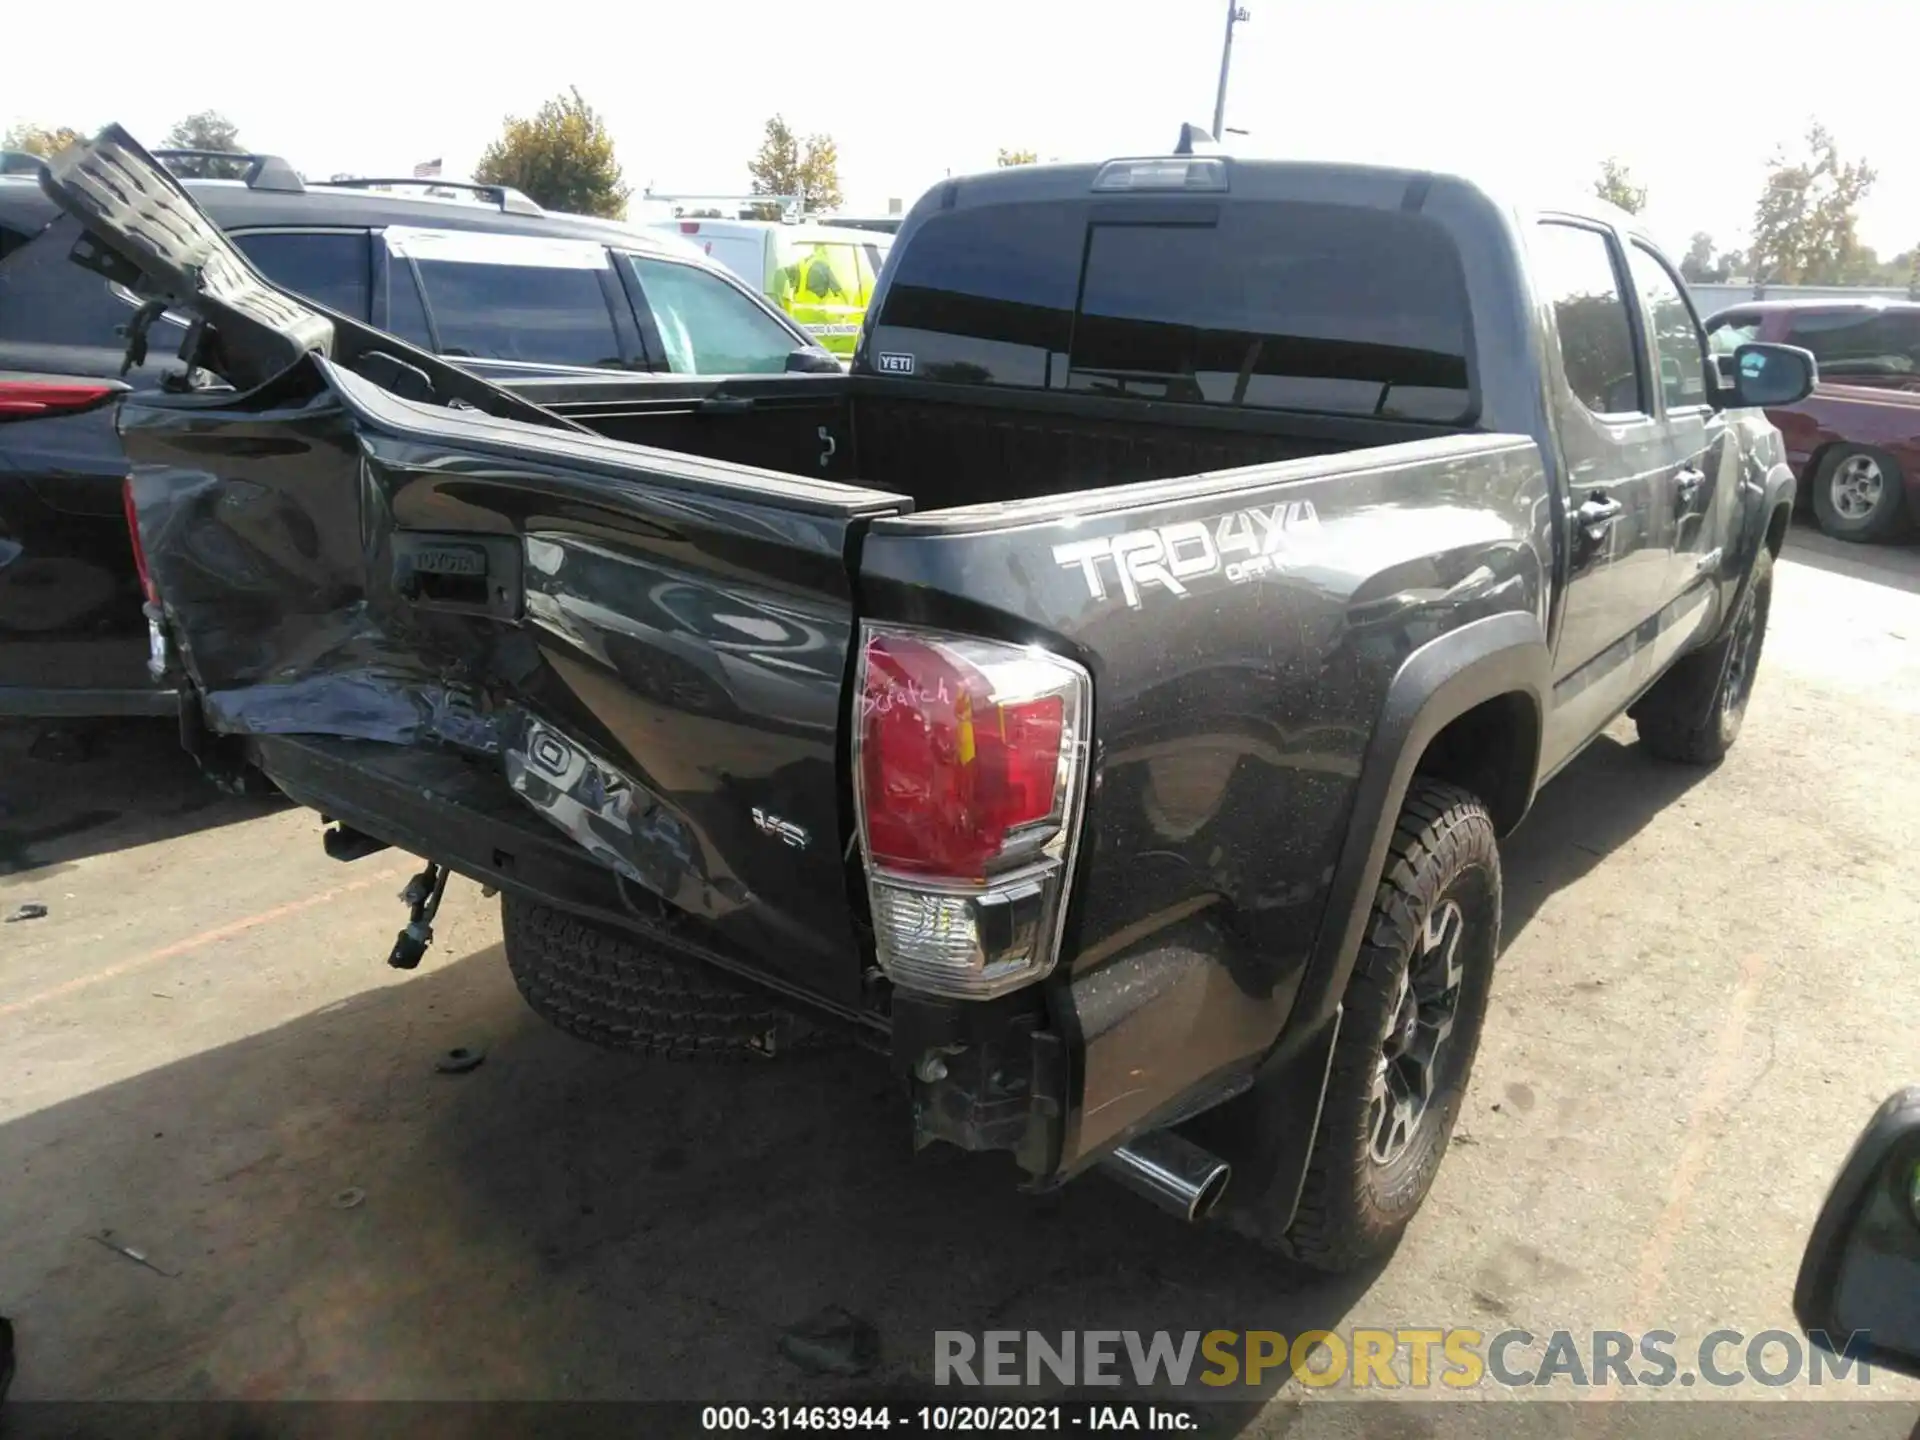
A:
[859,633,1068,879]
[122,479,159,607]
[854,626,1090,999]
[679,221,701,234]
[0,380,117,418]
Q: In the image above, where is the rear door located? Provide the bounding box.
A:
[1527,218,1674,763]
[373,227,647,378]
[44,125,913,998]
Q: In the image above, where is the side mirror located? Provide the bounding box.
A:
[1793,1088,1920,1380]
[785,347,843,375]
[1720,342,1817,409]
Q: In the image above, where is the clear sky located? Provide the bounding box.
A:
[7,0,1916,258]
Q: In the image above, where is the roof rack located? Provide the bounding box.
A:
[322,177,544,216]
[152,147,306,193]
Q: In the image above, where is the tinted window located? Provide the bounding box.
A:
[1069,208,1470,419]
[870,200,1471,418]
[233,231,371,319]
[625,256,797,374]
[1533,223,1644,417]
[385,258,433,349]
[1626,244,1707,409]
[869,202,1083,386]
[414,258,623,367]
[1782,309,1920,381]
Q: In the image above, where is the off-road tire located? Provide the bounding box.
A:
[501,894,821,1060]
[1285,780,1501,1273]
[1632,545,1773,765]
[1810,445,1909,543]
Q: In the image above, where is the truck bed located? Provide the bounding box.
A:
[519,373,1445,512]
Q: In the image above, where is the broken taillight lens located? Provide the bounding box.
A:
[0,379,117,418]
[122,478,159,607]
[854,626,1091,999]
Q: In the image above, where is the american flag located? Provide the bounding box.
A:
[412,158,442,179]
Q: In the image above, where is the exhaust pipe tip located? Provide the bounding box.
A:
[1099,1128,1231,1223]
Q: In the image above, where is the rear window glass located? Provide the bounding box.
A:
[414,259,623,368]
[233,231,371,320]
[1781,310,1920,382]
[870,199,1473,421]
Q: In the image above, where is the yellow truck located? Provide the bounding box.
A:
[654,218,890,359]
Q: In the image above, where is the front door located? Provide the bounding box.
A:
[1624,240,1730,665]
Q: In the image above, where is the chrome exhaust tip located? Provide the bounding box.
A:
[1099,1129,1231,1222]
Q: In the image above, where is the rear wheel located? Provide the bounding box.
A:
[1811,446,1909,543]
[1633,545,1773,765]
[501,894,821,1060]
[1284,780,1502,1273]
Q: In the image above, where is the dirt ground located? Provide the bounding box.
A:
[3,522,1919,1432]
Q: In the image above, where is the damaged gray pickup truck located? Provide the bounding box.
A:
[42,127,1813,1270]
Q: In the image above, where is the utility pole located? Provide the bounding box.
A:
[1212,2,1251,141]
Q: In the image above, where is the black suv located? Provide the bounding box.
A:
[0,149,834,719]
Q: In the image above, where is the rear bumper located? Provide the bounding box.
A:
[0,637,180,718]
[249,733,890,1042]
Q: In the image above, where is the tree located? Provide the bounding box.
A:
[1747,123,1875,286]
[997,148,1038,167]
[1594,157,1647,215]
[1679,232,1742,285]
[747,115,842,215]
[474,87,629,218]
[162,110,247,178]
[2,122,82,158]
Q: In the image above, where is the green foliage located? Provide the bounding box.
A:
[2,123,82,158]
[474,87,630,219]
[748,115,843,215]
[997,148,1038,167]
[1748,124,1874,285]
[1594,157,1647,215]
[162,111,247,178]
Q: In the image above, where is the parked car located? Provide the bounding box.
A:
[49,126,1809,1270]
[0,149,836,722]
[654,217,890,357]
[1706,300,1920,542]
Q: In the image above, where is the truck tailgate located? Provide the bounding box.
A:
[121,359,908,1003]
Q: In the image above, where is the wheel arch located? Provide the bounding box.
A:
[1294,609,1548,1040]
[1188,609,1548,1240]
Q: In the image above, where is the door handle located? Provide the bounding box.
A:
[1576,495,1624,528]
[697,394,754,416]
[1676,467,1705,502]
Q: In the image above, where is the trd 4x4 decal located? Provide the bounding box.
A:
[1051,500,1321,609]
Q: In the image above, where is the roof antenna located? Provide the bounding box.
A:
[1174,123,1219,156]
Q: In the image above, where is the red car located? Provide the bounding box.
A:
[1705,299,1920,543]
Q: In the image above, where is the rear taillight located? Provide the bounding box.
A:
[0,380,117,418]
[122,479,159,607]
[854,625,1091,999]
[679,221,701,234]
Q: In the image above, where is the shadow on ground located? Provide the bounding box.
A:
[0,718,281,877]
[0,942,1379,1418]
[1500,733,1711,944]
[0,724,1719,1423]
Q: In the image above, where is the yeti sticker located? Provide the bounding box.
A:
[876,352,916,376]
